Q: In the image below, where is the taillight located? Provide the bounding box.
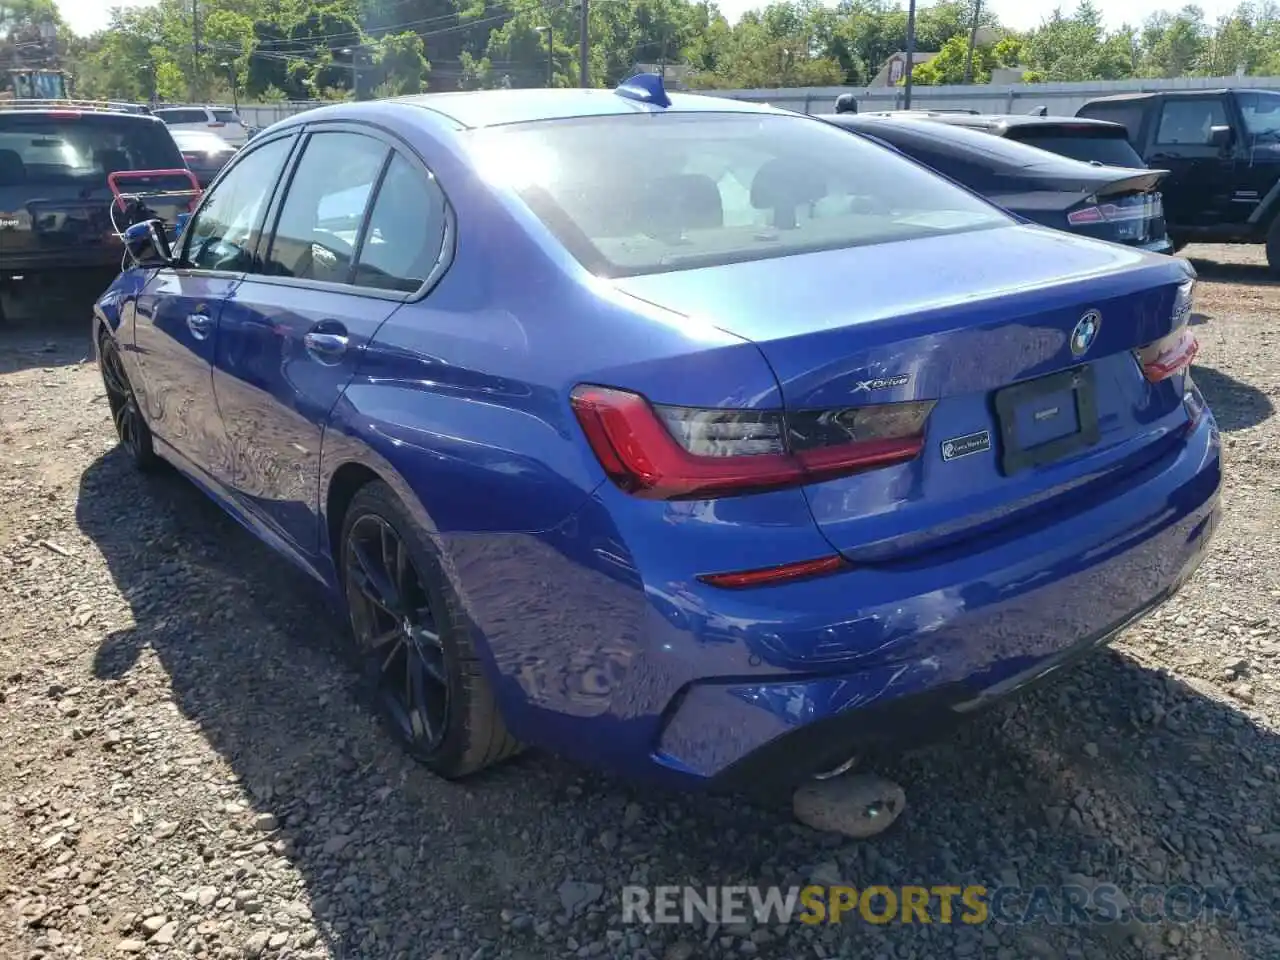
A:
[569,385,934,500]
[1135,278,1198,383]
[1136,328,1198,382]
[1067,199,1151,227]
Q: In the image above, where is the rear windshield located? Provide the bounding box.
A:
[0,114,183,186]
[155,109,207,125]
[469,112,1011,278]
[212,110,240,124]
[1009,128,1145,167]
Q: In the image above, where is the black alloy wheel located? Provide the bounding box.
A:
[345,512,450,754]
[98,334,157,470]
[340,482,521,779]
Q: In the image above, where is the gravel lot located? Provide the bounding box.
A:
[2,245,1278,960]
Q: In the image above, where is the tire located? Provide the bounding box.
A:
[98,333,159,472]
[1169,234,1189,254]
[340,481,521,779]
[1267,221,1280,274]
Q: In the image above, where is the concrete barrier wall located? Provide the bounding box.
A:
[231,74,1280,129]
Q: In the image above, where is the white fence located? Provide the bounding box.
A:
[230,74,1280,129]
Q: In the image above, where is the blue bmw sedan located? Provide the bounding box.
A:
[93,76,1221,790]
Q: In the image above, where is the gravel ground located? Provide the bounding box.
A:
[1,244,1278,960]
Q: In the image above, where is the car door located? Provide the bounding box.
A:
[1147,95,1237,229]
[131,133,296,478]
[212,125,450,556]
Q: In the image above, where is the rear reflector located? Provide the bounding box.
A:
[699,555,847,589]
[570,385,932,500]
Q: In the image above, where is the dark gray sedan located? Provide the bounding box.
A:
[171,128,237,187]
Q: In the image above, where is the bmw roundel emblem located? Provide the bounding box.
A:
[1071,310,1101,357]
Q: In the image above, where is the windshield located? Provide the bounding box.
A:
[1237,91,1280,140]
[0,115,183,186]
[469,112,1011,278]
[212,110,240,124]
[1008,129,1145,167]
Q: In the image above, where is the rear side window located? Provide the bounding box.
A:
[353,153,448,292]
[0,115,183,186]
[155,109,208,125]
[1076,103,1146,140]
[469,113,1011,278]
[1006,130,1145,167]
[212,110,240,124]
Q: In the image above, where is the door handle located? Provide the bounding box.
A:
[186,313,213,340]
[304,329,350,364]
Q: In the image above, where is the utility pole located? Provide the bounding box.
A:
[578,0,589,87]
[191,0,201,102]
[903,0,916,110]
[964,0,982,84]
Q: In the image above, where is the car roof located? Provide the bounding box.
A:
[275,88,787,132]
[1081,89,1243,105]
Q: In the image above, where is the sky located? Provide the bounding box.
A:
[55,0,1244,37]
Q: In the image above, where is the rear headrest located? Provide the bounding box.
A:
[750,158,824,211]
[95,149,130,176]
[0,149,26,185]
[643,173,723,235]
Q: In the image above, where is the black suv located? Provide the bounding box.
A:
[1077,89,1280,267]
[0,104,189,319]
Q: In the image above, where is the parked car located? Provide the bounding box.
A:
[823,113,1173,254]
[170,128,238,187]
[1076,89,1280,265]
[897,110,1148,168]
[0,103,192,319]
[152,105,253,147]
[94,77,1220,790]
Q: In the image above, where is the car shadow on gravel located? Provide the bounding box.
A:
[1186,257,1280,288]
[1192,363,1275,432]
[76,448,1274,960]
[0,312,95,375]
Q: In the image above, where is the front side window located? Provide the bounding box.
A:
[467,112,1011,278]
[262,131,387,284]
[184,136,293,272]
[1155,99,1229,145]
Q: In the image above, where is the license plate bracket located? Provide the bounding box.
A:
[994,365,1100,476]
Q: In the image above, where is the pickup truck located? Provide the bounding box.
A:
[1077,88,1280,269]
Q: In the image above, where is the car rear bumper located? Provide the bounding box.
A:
[0,249,123,278]
[451,401,1221,789]
[651,409,1220,786]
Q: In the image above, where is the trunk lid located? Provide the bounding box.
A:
[613,223,1196,561]
[991,167,1168,250]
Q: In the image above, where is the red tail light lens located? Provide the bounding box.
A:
[1136,327,1198,382]
[569,385,933,500]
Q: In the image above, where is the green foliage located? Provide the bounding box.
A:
[45,0,1280,105]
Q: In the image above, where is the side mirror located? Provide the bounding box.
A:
[122,218,175,268]
[1209,124,1234,149]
